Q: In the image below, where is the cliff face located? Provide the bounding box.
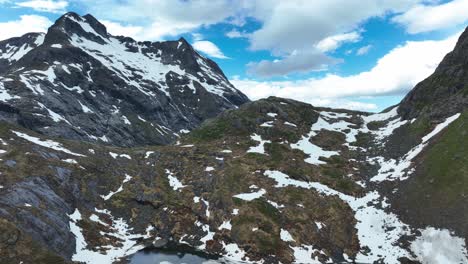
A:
[398,26,468,121]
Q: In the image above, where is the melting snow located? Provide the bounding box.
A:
[247,134,271,155]
[291,245,321,264]
[291,134,338,165]
[12,131,85,156]
[260,121,274,127]
[280,229,295,242]
[0,80,20,102]
[62,159,78,164]
[371,113,461,182]
[197,221,215,250]
[362,106,398,123]
[284,121,297,127]
[263,169,420,263]
[205,166,215,172]
[69,207,150,264]
[37,102,71,125]
[233,188,266,201]
[166,169,186,191]
[101,174,132,200]
[109,152,131,159]
[219,220,232,230]
[78,100,92,113]
[221,242,250,263]
[411,227,468,264]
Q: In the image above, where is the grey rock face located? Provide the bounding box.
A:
[398,26,468,121]
[0,32,45,74]
[0,12,249,147]
[0,177,76,258]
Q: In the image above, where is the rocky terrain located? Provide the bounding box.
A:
[0,13,467,264]
[0,12,248,147]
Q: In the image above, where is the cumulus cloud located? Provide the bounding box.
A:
[98,18,200,41]
[225,29,248,39]
[245,0,420,76]
[15,0,68,13]
[193,40,229,59]
[100,20,143,39]
[247,0,419,54]
[356,45,372,55]
[0,15,52,40]
[78,0,239,40]
[11,0,461,78]
[247,50,341,77]
[316,31,361,52]
[232,32,460,110]
[392,0,468,34]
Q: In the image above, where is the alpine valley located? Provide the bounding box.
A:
[0,12,467,264]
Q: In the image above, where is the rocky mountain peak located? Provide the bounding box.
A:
[0,12,249,147]
[0,32,45,73]
[44,12,108,46]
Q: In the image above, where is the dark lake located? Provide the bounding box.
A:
[129,246,240,264]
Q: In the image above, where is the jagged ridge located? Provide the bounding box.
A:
[0,12,249,147]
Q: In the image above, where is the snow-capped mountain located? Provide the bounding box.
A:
[0,32,45,73]
[0,12,467,264]
[0,12,249,147]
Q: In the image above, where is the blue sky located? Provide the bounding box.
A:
[1,0,467,112]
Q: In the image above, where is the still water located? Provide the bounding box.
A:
[129,247,239,264]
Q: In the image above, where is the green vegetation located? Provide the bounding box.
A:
[415,111,468,202]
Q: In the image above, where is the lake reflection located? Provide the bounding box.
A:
[129,248,236,264]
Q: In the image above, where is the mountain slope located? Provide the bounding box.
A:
[0,94,466,263]
[398,27,468,121]
[0,32,45,73]
[0,12,249,147]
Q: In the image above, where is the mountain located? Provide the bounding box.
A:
[0,32,45,73]
[0,12,249,147]
[398,26,468,121]
[0,13,467,264]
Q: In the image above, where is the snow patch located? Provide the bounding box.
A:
[101,174,132,200]
[247,133,271,155]
[166,169,186,191]
[411,227,468,264]
[12,131,85,157]
[233,188,266,201]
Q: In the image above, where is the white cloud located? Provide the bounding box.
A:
[72,1,431,76]
[99,18,199,41]
[316,31,361,52]
[100,20,143,39]
[17,0,462,78]
[247,50,341,77]
[232,32,460,110]
[193,40,229,59]
[226,29,248,39]
[247,0,419,54]
[15,0,68,13]
[0,15,52,41]
[356,44,372,55]
[78,0,239,40]
[244,0,420,76]
[191,33,203,41]
[392,0,468,34]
